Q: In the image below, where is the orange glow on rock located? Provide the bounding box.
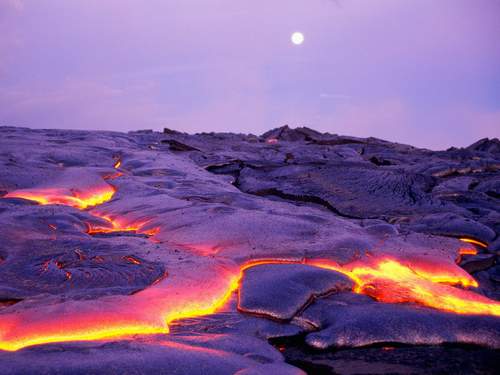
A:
[4,186,116,210]
[459,238,488,248]
[266,138,279,144]
[114,160,122,169]
[0,267,239,352]
[308,258,500,316]
[123,256,142,265]
[0,319,166,352]
[86,213,159,236]
[459,247,478,256]
[103,171,124,180]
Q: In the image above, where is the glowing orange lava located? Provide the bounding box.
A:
[0,266,239,352]
[308,258,500,316]
[460,237,488,248]
[459,247,478,256]
[4,186,116,210]
[103,171,124,180]
[86,213,159,236]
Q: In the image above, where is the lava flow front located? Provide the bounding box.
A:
[4,186,116,210]
[309,258,500,316]
[86,213,159,236]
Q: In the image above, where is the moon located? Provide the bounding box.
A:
[291,32,304,45]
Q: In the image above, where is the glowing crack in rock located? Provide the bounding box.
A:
[458,247,479,256]
[4,186,116,210]
[459,237,488,248]
[86,212,159,236]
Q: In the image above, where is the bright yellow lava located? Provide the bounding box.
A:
[4,186,115,210]
[459,237,488,248]
[310,258,500,316]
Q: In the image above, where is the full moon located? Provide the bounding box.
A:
[291,32,304,45]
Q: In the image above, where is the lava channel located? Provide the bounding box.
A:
[4,185,116,210]
[308,257,500,316]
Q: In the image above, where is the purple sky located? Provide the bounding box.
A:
[0,0,499,149]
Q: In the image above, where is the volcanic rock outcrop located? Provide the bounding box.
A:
[0,125,499,374]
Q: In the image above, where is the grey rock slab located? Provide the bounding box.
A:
[460,254,496,274]
[0,334,295,375]
[170,309,305,340]
[489,265,500,283]
[407,212,497,243]
[236,162,447,219]
[299,293,500,349]
[281,344,500,375]
[238,264,353,321]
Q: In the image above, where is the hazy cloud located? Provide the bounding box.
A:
[0,0,499,149]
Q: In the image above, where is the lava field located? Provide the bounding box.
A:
[0,125,499,374]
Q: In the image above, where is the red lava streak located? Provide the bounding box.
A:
[123,256,142,265]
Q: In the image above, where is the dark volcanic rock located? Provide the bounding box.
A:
[460,254,496,274]
[0,335,303,375]
[298,293,500,349]
[466,138,500,154]
[236,162,444,219]
[282,343,500,375]
[407,213,497,243]
[261,125,324,142]
[238,264,353,320]
[170,308,305,340]
[0,237,166,300]
[161,139,201,152]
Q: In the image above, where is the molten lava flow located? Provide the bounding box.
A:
[459,247,478,256]
[4,186,116,210]
[86,213,159,236]
[104,159,124,180]
[103,171,124,180]
[460,237,488,248]
[1,255,500,352]
[0,266,240,352]
[309,258,500,316]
